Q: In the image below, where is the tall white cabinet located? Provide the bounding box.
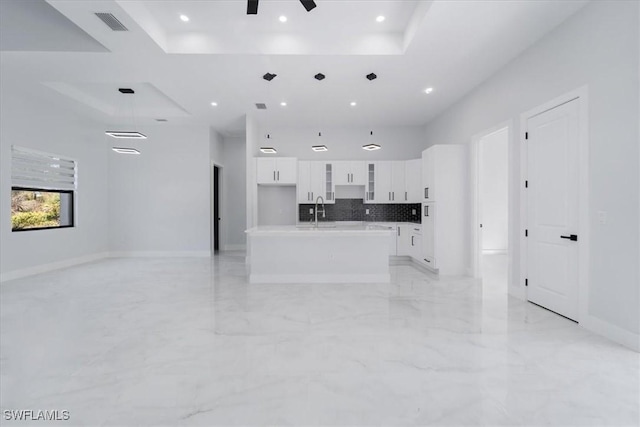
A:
[420,145,466,275]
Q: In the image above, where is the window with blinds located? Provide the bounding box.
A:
[11,146,76,231]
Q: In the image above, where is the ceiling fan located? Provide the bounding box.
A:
[247,0,317,15]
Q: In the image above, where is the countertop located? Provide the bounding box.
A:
[245,223,396,236]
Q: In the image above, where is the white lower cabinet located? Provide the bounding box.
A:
[409,226,422,261]
[422,203,436,269]
[396,224,411,256]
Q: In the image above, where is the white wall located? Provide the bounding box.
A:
[480,128,508,252]
[253,126,425,160]
[257,186,297,226]
[0,89,109,279]
[246,116,259,230]
[221,136,247,250]
[108,125,211,255]
[423,1,639,344]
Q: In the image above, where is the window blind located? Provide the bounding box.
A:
[11,146,77,191]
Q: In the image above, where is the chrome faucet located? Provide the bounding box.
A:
[314,196,325,228]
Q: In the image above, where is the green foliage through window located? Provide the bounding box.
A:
[11,189,73,231]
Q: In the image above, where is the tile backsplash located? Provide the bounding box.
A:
[299,199,421,223]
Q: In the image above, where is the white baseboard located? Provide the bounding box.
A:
[109,251,211,258]
[1,252,109,283]
[221,244,246,251]
[249,273,390,284]
[508,285,526,301]
[581,314,640,352]
[482,249,508,255]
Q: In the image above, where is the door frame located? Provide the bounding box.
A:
[471,121,511,278]
[519,85,589,323]
[210,161,224,255]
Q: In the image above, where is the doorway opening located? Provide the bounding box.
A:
[213,165,220,253]
[473,125,510,293]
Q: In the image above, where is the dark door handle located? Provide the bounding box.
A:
[560,234,578,241]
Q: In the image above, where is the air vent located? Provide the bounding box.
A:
[256,103,267,110]
[95,13,128,31]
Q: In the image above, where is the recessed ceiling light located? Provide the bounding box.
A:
[180,14,189,22]
[312,145,328,152]
[376,16,385,23]
[260,147,277,154]
[424,87,434,94]
[279,15,287,22]
[211,102,218,106]
[105,131,147,139]
[362,144,381,151]
[350,101,357,107]
[280,102,287,107]
[112,147,141,155]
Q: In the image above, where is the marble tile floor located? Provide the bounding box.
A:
[1,252,638,426]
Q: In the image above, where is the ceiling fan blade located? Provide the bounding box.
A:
[247,0,258,15]
[300,0,317,12]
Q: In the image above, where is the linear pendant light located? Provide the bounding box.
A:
[105,131,147,139]
[112,147,141,154]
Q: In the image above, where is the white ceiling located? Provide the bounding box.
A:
[0,0,590,136]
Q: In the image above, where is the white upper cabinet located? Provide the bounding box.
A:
[391,161,406,202]
[334,161,365,185]
[297,161,334,203]
[421,145,467,202]
[405,159,422,203]
[257,157,297,184]
[422,148,435,200]
[297,161,312,202]
[365,161,407,204]
[365,161,391,203]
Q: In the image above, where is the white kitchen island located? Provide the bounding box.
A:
[245,224,393,283]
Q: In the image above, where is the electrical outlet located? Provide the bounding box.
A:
[597,211,607,225]
[365,209,369,215]
[309,208,314,214]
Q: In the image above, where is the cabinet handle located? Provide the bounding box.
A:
[277,171,280,181]
[424,259,431,263]
[311,192,314,200]
[397,227,400,236]
[560,234,578,241]
[389,192,391,201]
[411,236,414,246]
[366,192,368,201]
[424,205,429,217]
[405,191,407,201]
[274,171,276,181]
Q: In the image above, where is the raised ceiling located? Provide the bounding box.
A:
[0,0,590,135]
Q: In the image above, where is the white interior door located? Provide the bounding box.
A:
[526,99,579,321]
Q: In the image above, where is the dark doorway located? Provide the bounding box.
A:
[214,166,220,252]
